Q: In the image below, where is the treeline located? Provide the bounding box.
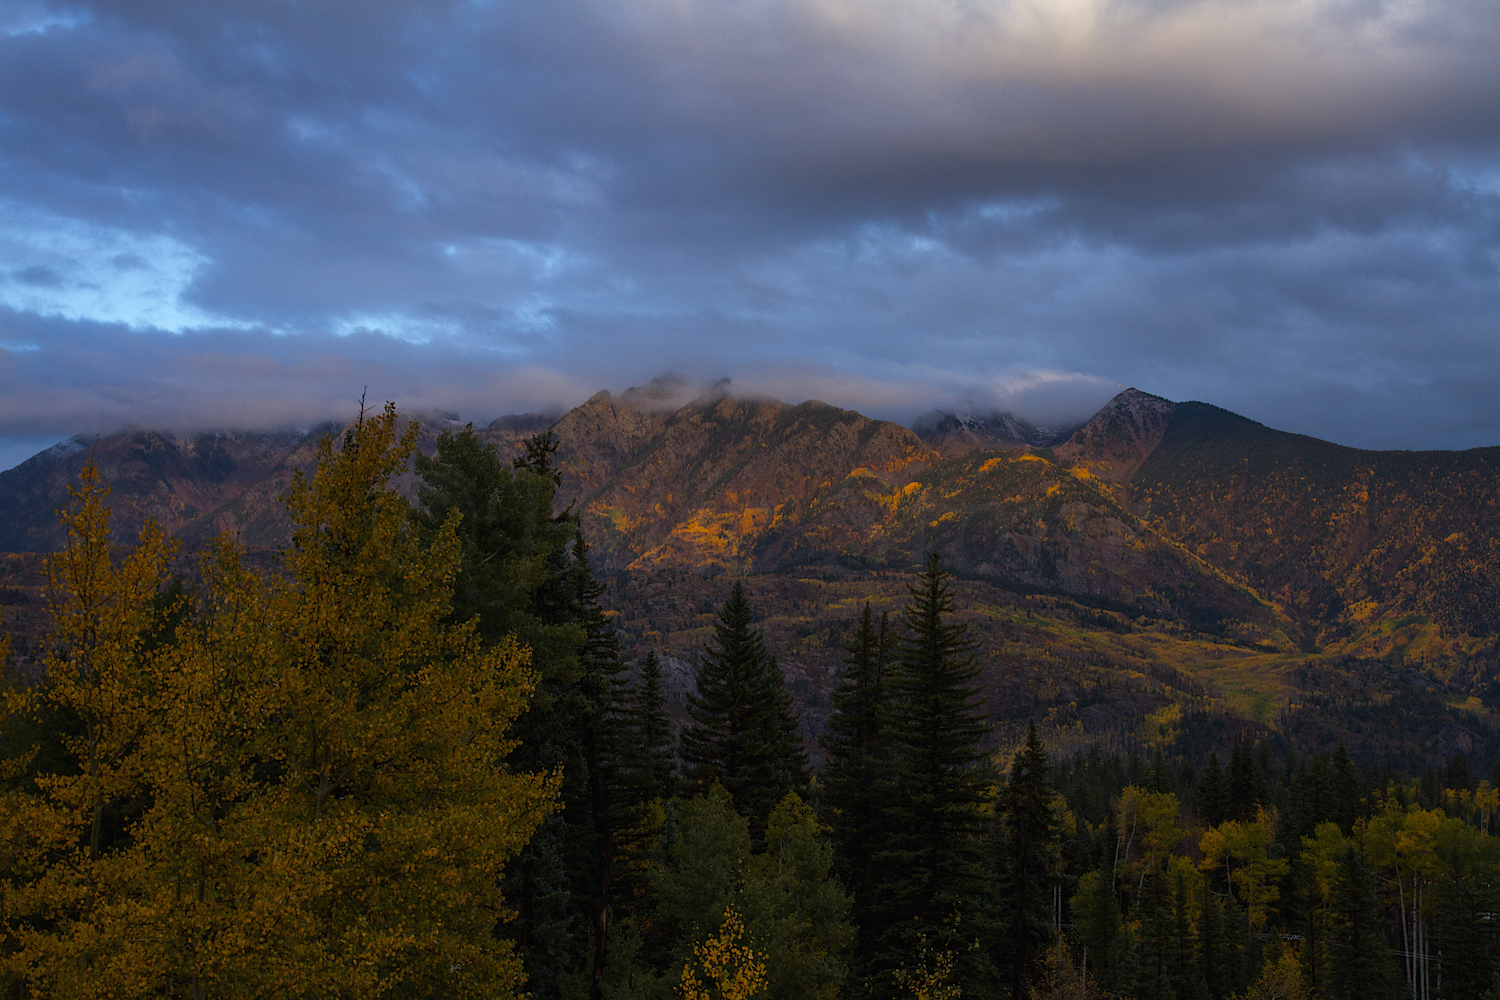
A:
[4,409,1500,999]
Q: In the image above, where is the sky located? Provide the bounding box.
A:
[0,0,1497,470]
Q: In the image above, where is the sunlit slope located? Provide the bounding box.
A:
[1130,403,1500,666]
[539,389,1289,643]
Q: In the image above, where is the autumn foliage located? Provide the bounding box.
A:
[0,406,557,997]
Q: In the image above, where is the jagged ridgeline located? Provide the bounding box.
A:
[2,385,1500,768]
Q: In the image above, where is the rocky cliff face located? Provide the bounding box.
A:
[1055,388,1177,483]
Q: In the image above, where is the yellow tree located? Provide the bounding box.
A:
[0,406,558,998]
[678,905,767,1000]
[1197,809,1288,933]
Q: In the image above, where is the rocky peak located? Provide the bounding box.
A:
[912,409,1079,456]
[1055,388,1177,482]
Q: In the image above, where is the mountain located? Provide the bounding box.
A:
[3,384,1499,767]
[912,408,1079,456]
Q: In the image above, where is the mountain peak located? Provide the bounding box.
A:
[1055,388,1177,482]
[911,408,1077,456]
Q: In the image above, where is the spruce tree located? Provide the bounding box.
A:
[632,649,678,803]
[1327,844,1398,1000]
[1198,752,1227,826]
[997,722,1059,999]
[1126,860,1173,1000]
[819,604,895,915]
[868,553,996,998]
[680,580,809,835]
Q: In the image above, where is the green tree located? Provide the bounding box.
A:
[624,786,851,1000]
[680,582,808,837]
[1069,871,1123,990]
[1326,844,1398,1000]
[996,722,1060,999]
[869,553,996,998]
[632,650,678,804]
[819,601,895,961]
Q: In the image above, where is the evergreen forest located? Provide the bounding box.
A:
[4,405,1499,1000]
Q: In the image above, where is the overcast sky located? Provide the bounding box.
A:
[1,0,1497,470]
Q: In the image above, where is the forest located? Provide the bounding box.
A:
[2,404,1497,1000]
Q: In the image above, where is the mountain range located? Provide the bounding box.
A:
[2,383,1497,767]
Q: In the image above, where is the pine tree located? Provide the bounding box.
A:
[1198,752,1227,827]
[1227,736,1264,822]
[868,553,996,998]
[819,602,895,939]
[1327,844,1398,1000]
[997,722,1060,999]
[680,581,809,836]
[632,649,678,803]
[1070,871,1123,990]
[1330,744,1362,835]
[1126,860,1174,1000]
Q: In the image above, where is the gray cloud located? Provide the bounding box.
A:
[0,0,1498,468]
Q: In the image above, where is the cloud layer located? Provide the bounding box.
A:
[1,0,1497,467]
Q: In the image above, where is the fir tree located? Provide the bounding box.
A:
[1070,871,1123,991]
[632,649,678,803]
[819,603,896,930]
[997,722,1060,1000]
[1327,844,1398,1000]
[1198,752,1227,827]
[680,581,809,836]
[868,553,996,998]
[1126,860,1174,1000]
[1330,744,1362,835]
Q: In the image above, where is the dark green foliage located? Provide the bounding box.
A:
[1195,874,1237,1000]
[819,600,895,960]
[1434,835,1497,1000]
[1197,752,1227,827]
[1070,871,1123,990]
[1167,867,1203,1000]
[414,426,636,1000]
[680,581,809,837]
[1227,735,1266,821]
[867,552,997,998]
[1327,845,1398,1000]
[1126,861,1174,1000]
[412,426,569,645]
[996,722,1059,999]
[1330,744,1362,834]
[611,786,852,1000]
[631,650,677,804]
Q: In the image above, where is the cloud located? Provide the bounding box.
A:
[0,0,1495,468]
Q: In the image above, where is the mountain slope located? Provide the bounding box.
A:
[1127,402,1500,666]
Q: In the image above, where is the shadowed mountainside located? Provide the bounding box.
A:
[4,384,1500,769]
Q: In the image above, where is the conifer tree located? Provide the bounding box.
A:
[0,410,556,996]
[632,649,678,804]
[819,603,895,920]
[997,722,1060,999]
[1070,871,1123,990]
[1330,744,1362,834]
[1327,844,1398,1000]
[868,553,996,998]
[1126,860,1174,1000]
[415,425,633,1000]
[1198,752,1227,827]
[680,581,809,836]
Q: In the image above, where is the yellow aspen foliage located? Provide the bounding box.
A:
[0,406,559,998]
[1197,809,1288,933]
[892,946,961,1000]
[677,905,768,1000]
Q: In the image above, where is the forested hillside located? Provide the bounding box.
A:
[6,409,1500,999]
